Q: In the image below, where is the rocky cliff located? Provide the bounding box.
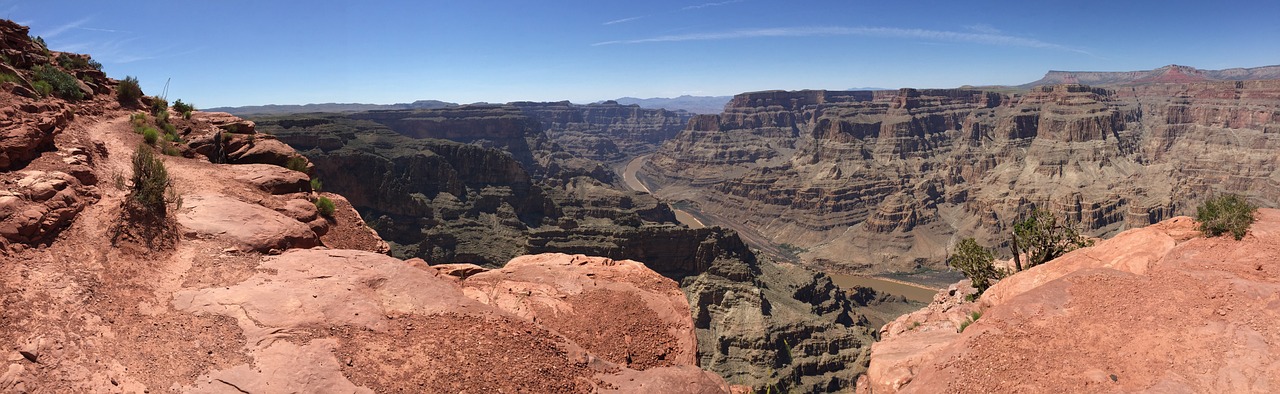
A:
[862,212,1280,393]
[261,108,882,392]
[644,83,1280,273]
[0,19,743,393]
[512,100,692,163]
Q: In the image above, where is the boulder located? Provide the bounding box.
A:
[231,163,310,194]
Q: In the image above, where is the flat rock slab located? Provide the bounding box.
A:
[231,163,309,194]
[177,194,318,252]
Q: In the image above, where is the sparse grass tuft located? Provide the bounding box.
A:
[285,155,309,173]
[1196,194,1257,240]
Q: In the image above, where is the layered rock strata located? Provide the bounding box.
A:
[645,83,1280,273]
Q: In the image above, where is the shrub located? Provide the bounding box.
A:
[142,127,159,145]
[172,99,194,115]
[1010,208,1092,271]
[56,53,91,70]
[32,80,52,97]
[118,76,143,105]
[1196,194,1256,240]
[315,196,336,218]
[161,143,180,157]
[285,156,309,173]
[32,65,83,101]
[0,72,17,84]
[950,238,1000,295]
[310,177,323,192]
[130,144,172,216]
[151,97,168,117]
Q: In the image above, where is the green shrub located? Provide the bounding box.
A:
[56,53,91,70]
[310,177,323,192]
[315,196,336,218]
[1196,194,1257,240]
[285,156,309,173]
[118,76,143,105]
[0,72,17,84]
[130,144,172,216]
[172,99,194,115]
[950,238,1000,295]
[151,97,168,117]
[32,65,83,101]
[958,310,983,333]
[142,127,159,145]
[32,80,52,97]
[161,143,180,157]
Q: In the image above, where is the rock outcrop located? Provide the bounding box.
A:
[645,83,1280,273]
[863,212,1280,392]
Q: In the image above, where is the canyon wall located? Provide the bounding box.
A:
[644,83,1280,273]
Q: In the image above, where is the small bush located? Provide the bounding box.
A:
[1196,194,1257,240]
[310,177,323,192]
[161,143,180,157]
[151,97,168,117]
[958,310,983,333]
[56,53,90,70]
[32,80,52,97]
[142,127,159,145]
[172,99,194,115]
[32,65,83,101]
[0,72,17,84]
[1011,208,1093,271]
[118,76,143,105]
[285,156,309,173]
[315,196,336,218]
[130,144,172,216]
[950,238,1000,295]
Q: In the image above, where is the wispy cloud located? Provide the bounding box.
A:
[77,27,125,33]
[592,25,1091,55]
[35,17,91,39]
[603,16,645,25]
[682,0,744,10]
[964,24,1001,35]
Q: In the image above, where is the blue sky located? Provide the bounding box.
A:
[8,1,1280,107]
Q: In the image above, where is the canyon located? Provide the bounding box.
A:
[643,81,1280,275]
[5,13,1280,393]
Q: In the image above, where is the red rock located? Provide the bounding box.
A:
[866,211,1280,393]
[176,194,319,252]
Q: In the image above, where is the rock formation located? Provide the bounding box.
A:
[644,83,1280,273]
[863,212,1280,392]
[259,107,881,392]
[512,100,693,162]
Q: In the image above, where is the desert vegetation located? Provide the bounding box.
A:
[129,143,177,217]
[117,76,143,105]
[1196,193,1257,240]
[315,196,335,218]
[32,64,82,101]
[950,238,999,295]
[950,208,1092,296]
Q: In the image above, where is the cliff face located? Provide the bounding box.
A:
[261,109,882,392]
[645,82,1280,273]
[512,100,692,163]
[862,212,1280,393]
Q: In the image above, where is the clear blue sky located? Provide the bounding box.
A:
[8,1,1280,108]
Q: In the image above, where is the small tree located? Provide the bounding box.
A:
[1196,194,1256,240]
[1009,208,1092,271]
[951,238,999,295]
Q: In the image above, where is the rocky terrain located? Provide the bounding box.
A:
[204,99,457,116]
[512,100,692,163]
[257,106,887,392]
[862,212,1280,392]
[1022,64,1280,87]
[612,95,732,115]
[0,20,740,393]
[643,82,1280,274]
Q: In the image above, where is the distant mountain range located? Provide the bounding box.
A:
[204,100,456,116]
[1020,64,1280,87]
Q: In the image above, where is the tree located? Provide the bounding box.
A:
[1009,208,1092,271]
[950,238,999,295]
